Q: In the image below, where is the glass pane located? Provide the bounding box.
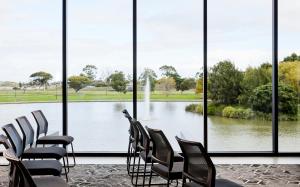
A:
[0,1,62,140]
[278,0,300,152]
[68,0,132,152]
[137,0,203,151]
[207,0,272,152]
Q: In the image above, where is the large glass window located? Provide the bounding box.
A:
[137,0,203,151]
[207,0,272,152]
[278,0,300,152]
[68,0,132,152]
[0,1,62,137]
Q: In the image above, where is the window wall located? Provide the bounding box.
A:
[137,0,203,151]
[207,0,273,152]
[278,0,300,152]
[68,0,132,152]
[0,0,299,155]
[0,1,62,139]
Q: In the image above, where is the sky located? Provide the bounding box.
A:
[0,0,299,82]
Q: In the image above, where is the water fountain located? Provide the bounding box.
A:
[144,76,151,120]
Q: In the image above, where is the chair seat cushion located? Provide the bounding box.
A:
[37,135,74,145]
[152,162,183,180]
[140,150,183,163]
[22,160,62,176]
[184,179,242,187]
[22,147,66,160]
[33,176,69,187]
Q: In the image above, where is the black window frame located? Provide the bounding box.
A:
[36,0,300,156]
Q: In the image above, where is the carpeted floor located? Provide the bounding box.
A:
[0,164,299,186]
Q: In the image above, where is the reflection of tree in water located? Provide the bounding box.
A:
[113,102,126,112]
[164,102,176,112]
[150,103,154,112]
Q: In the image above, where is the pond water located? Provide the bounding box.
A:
[0,102,299,152]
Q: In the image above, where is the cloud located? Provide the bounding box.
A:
[0,0,299,81]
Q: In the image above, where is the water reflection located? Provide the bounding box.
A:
[0,102,298,152]
[113,102,126,112]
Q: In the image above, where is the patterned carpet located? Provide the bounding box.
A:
[0,164,299,186]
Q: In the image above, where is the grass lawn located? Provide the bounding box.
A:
[0,89,202,103]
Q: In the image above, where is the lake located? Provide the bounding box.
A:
[0,102,299,152]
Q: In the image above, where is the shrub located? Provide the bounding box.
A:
[185,104,197,112]
[196,105,203,114]
[222,106,255,119]
[207,103,225,115]
[249,83,298,115]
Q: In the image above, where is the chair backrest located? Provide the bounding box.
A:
[15,116,35,149]
[2,124,24,157]
[135,121,150,154]
[176,136,216,187]
[131,120,140,149]
[146,126,174,170]
[3,149,37,187]
[31,110,48,139]
[0,134,11,149]
[122,109,134,138]
[122,109,132,121]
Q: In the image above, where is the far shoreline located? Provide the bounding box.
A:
[0,99,203,105]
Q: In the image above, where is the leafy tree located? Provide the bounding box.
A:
[68,75,91,92]
[239,63,272,106]
[12,87,20,99]
[155,77,176,96]
[82,65,98,80]
[249,83,298,115]
[179,78,196,93]
[208,61,243,105]
[139,68,157,91]
[279,60,300,94]
[159,65,183,91]
[195,78,203,94]
[283,53,300,62]
[108,71,128,94]
[30,71,53,90]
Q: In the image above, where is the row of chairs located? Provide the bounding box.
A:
[0,110,76,187]
[123,109,241,187]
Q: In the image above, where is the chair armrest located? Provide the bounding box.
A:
[151,155,168,166]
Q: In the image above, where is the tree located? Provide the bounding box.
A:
[68,75,91,92]
[279,60,300,95]
[283,53,300,62]
[30,71,53,90]
[12,87,20,100]
[208,61,243,104]
[239,63,272,106]
[249,83,298,115]
[195,78,203,94]
[155,77,176,96]
[159,65,183,91]
[108,71,127,94]
[179,78,196,93]
[139,68,157,91]
[82,65,98,81]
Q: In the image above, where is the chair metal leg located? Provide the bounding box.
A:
[148,162,153,186]
[182,176,186,187]
[126,137,131,168]
[135,155,141,186]
[70,142,76,167]
[131,149,137,184]
[167,179,170,187]
[127,146,133,175]
[142,161,147,187]
[62,157,68,182]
